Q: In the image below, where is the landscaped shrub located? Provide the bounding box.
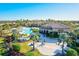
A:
[46,32,50,37]
[66,48,78,56]
[25,49,42,56]
[70,41,77,49]
[0,48,7,56]
[76,42,79,47]
[76,47,79,55]
[32,28,39,33]
[46,32,59,38]
[26,52,34,56]
[12,44,20,52]
[53,32,59,38]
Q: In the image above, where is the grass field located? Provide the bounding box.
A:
[13,40,42,56]
[0,37,4,43]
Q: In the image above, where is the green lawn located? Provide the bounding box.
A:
[0,37,4,43]
[0,34,42,56]
[13,40,42,56]
[25,49,42,56]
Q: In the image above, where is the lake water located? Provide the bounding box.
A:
[19,27,58,42]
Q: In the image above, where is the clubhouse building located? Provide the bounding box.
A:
[40,22,70,33]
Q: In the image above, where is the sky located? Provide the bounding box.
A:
[0,3,79,21]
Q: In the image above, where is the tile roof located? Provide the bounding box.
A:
[42,23,69,29]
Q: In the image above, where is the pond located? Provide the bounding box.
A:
[18,27,58,42]
[39,34,58,43]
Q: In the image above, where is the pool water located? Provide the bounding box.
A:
[19,27,32,34]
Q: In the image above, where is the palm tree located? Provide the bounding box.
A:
[59,33,68,55]
[68,31,78,48]
[30,34,40,51]
[11,28,19,42]
[5,36,13,51]
[74,28,79,43]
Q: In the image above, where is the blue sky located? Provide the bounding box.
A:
[0,3,79,21]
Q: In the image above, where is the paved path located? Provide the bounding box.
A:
[34,34,67,56]
[35,42,62,56]
[29,34,68,56]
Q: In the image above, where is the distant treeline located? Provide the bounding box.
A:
[0,19,79,23]
[0,19,79,28]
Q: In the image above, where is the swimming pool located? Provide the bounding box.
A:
[19,27,32,34]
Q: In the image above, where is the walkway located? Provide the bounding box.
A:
[34,34,67,56]
[35,42,62,56]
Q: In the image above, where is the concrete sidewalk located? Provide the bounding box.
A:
[35,42,62,56]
